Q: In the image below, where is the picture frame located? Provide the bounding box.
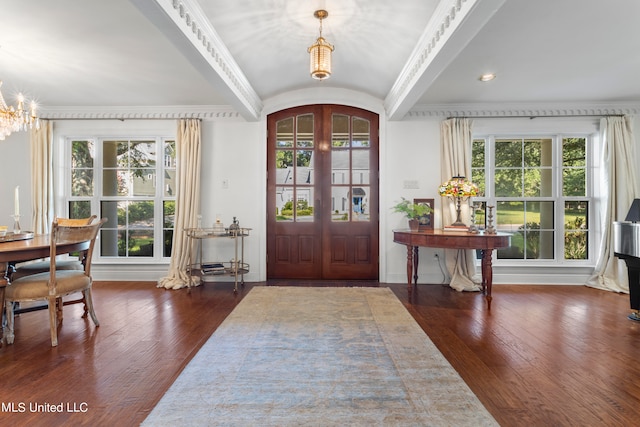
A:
[414,198,434,231]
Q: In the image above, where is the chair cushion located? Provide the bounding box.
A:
[16,260,83,274]
[6,270,91,301]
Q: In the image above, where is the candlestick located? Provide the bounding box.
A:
[12,214,21,234]
[468,201,479,234]
[486,205,496,234]
[14,185,20,217]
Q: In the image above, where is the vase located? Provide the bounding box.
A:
[408,219,419,232]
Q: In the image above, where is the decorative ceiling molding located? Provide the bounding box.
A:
[131,0,263,121]
[404,102,640,119]
[384,0,506,120]
[40,106,243,121]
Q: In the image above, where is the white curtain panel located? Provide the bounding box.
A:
[29,119,54,234]
[587,116,639,292]
[440,118,480,291]
[158,119,202,290]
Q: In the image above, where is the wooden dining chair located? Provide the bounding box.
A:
[11,215,97,281]
[4,218,107,346]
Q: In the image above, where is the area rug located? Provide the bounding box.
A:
[142,287,497,426]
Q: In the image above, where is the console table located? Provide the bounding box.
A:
[393,229,510,308]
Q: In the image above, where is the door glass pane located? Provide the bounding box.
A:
[296,114,314,147]
[276,117,294,147]
[296,150,313,185]
[276,150,294,185]
[351,150,369,184]
[352,117,370,147]
[331,186,350,221]
[332,114,349,147]
[276,186,294,222]
[331,150,349,184]
[352,186,370,221]
[295,188,314,222]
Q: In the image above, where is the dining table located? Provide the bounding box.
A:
[0,232,91,346]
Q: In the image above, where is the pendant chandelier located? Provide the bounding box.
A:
[0,80,39,141]
[307,10,334,80]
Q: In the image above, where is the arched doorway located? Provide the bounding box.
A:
[267,105,379,279]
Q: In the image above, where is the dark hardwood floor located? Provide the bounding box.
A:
[0,280,638,426]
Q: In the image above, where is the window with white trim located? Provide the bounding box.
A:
[471,135,591,263]
[68,137,176,261]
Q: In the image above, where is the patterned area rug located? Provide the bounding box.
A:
[142,287,497,426]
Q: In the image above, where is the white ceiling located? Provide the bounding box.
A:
[1,0,639,120]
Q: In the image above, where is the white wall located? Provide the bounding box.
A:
[383,119,447,284]
[1,113,639,284]
[198,119,264,282]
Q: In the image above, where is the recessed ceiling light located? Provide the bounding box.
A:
[479,73,496,82]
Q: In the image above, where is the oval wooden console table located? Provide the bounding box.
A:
[393,229,511,309]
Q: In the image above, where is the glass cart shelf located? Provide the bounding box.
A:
[185,227,251,293]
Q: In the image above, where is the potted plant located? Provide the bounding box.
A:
[392,198,432,231]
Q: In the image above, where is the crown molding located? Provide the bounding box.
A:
[131,0,263,121]
[39,105,243,121]
[385,0,506,120]
[404,102,640,119]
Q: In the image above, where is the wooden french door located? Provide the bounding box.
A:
[267,105,379,280]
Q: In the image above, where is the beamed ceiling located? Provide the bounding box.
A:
[1,0,639,121]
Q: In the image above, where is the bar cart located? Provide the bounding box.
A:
[185,227,250,292]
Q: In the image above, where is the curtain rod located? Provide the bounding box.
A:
[447,114,625,120]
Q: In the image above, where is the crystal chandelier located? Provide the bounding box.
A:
[0,80,39,141]
[307,10,334,80]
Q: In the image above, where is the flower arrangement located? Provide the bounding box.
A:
[438,176,479,198]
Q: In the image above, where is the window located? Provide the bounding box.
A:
[472,135,590,263]
[68,137,176,261]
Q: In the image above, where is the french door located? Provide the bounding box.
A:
[267,105,379,279]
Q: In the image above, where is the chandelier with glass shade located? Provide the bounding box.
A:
[0,80,39,141]
[307,10,334,80]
